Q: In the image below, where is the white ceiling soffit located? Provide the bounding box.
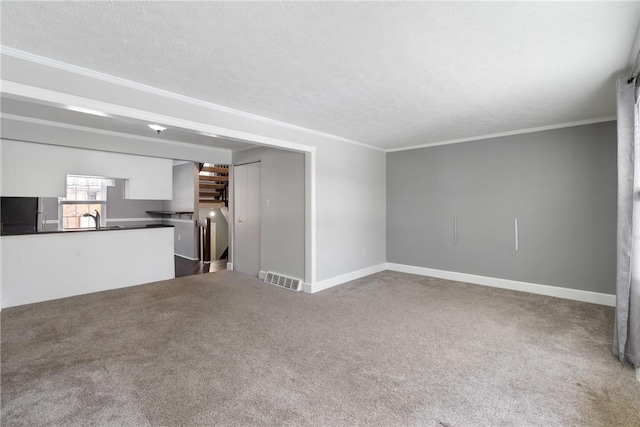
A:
[0,95,257,152]
[1,2,638,151]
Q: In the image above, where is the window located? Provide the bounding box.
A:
[59,175,114,230]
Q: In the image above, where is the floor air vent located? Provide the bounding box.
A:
[264,272,302,291]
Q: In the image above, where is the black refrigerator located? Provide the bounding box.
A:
[0,197,41,234]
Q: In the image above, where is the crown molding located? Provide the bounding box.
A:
[0,47,617,155]
[1,113,233,153]
[385,116,617,153]
[0,46,385,152]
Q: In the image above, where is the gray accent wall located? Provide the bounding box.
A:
[38,180,163,231]
[233,147,305,280]
[106,179,163,227]
[162,163,197,213]
[387,122,617,295]
[42,197,59,231]
[162,163,198,259]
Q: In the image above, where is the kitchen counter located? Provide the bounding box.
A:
[1,223,174,236]
[1,225,176,307]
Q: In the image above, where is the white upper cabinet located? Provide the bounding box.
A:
[1,140,173,200]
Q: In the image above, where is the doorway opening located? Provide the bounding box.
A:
[172,161,231,278]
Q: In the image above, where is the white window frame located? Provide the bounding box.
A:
[58,175,113,230]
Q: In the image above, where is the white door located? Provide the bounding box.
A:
[234,162,260,276]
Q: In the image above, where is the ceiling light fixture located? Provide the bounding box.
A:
[148,124,167,134]
[200,132,220,138]
[66,106,109,117]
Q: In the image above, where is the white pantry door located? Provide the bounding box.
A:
[233,162,260,276]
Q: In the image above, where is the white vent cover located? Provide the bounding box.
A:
[264,272,302,291]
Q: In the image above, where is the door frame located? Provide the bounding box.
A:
[230,161,261,277]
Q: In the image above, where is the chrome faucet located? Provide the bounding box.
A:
[82,210,101,230]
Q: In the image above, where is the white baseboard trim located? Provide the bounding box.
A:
[226,262,233,271]
[258,270,266,280]
[385,263,616,307]
[174,253,199,261]
[308,263,387,294]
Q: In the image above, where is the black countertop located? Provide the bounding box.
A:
[1,223,174,236]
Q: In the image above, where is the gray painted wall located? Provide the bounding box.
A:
[162,163,197,212]
[162,163,198,259]
[233,147,305,280]
[42,197,59,231]
[107,179,163,227]
[387,122,617,295]
[32,180,163,231]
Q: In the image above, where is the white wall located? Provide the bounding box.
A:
[315,139,386,281]
[1,227,174,308]
[1,139,173,200]
[1,52,387,284]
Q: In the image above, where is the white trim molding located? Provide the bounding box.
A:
[307,263,386,294]
[386,117,617,153]
[302,282,313,293]
[305,148,317,285]
[226,262,234,271]
[386,263,616,307]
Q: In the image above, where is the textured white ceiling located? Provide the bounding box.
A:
[1,2,638,149]
[0,96,256,152]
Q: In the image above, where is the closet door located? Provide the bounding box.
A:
[233,162,260,276]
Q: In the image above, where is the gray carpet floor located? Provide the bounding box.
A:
[1,270,638,426]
